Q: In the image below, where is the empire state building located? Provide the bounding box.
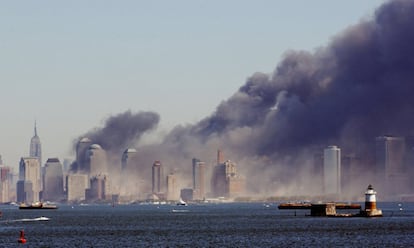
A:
[30,122,42,166]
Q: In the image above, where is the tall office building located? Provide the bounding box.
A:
[192,158,206,200]
[86,175,108,201]
[121,148,137,171]
[66,174,89,202]
[152,161,163,194]
[211,154,245,198]
[323,145,341,196]
[375,136,408,197]
[211,163,226,197]
[17,157,41,203]
[223,160,245,198]
[166,172,179,201]
[341,154,363,198]
[0,166,11,203]
[76,137,92,172]
[121,148,138,196]
[217,150,224,165]
[43,158,64,201]
[86,144,108,177]
[29,122,42,166]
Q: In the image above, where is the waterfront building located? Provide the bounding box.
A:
[86,144,108,177]
[152,161,163,194]
[17,157,41,203]
[192,158,206,200]
[166,172,179,201]
[75,137,92,172]
[323,145,341,196]
[375,136,409,197]
[121,148,137,171]
[86,175,108,201]
[66,174,89,202]
[312,152,324,194]
[180,188,194,202]
[217,149,224,165]
[341,154,364,198]
[43,158,64,201]
[211,150,245,198]
[120,148,138,197]
[211,163,226,197]
[29,122,42,166]
[0,166,11,203]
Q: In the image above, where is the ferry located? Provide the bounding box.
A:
[19,202,58,210]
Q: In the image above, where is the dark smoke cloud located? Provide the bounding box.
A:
[74,0,414,197]
[193,0,414,158]
[79,110,159,154]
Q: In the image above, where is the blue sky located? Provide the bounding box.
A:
[0,0,385,168]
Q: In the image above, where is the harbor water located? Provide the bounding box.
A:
[0,202,413,247]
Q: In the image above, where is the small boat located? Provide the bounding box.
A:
[176,198,188,206]
[19,202,58,210]
[34,216,50,221]
[172,209,189,213]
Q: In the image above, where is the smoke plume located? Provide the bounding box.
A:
[75,0,414,198]
[77,110,159,154]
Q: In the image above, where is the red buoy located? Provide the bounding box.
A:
[18,229,26,244]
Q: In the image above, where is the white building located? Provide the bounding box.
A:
[43,158,64,201]
[323,145,341,195]
[66,174,89,202]
[18,157,41,203]
[86,144,108,177]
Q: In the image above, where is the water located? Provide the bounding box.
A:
[1,202,414,247]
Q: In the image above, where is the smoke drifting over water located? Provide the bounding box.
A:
[75,0,414,198]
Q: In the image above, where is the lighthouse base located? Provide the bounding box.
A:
[359,209,383,217]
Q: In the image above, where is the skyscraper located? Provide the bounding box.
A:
[43,158,64,201]
[121,148,137,171]
[86,144,108,177]
[66,174,89,202]
[375,136,408,197]
[0,166,11,203]
[86,175,108,201]
[29,122,42,166]
[217,149,224,165]
[76,137,92,172]
[211,150,245,198]
[17,157,41,203]
[121,148,138,197]
[192,158,206,200]
[323,145,341,196]
[152,161,163,194]
[166,172,179,201]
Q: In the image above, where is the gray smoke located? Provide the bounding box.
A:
[74,0,414,197]
[194,0,414,157]
[77,110,159,155]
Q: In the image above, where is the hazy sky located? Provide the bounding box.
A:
[0,0,385,168]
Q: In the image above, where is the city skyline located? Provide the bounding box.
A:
[2,0,414,201]
[0,0,384,167]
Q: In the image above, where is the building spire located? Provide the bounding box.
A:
[34,120,38,137]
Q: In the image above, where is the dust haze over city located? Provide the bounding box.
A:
[67,0,414,201]
[2,0,414,202]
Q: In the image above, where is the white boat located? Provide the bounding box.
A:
[176,198,187,206]
[34,216,50,221]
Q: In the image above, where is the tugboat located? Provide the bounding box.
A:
[19,202,58,210]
